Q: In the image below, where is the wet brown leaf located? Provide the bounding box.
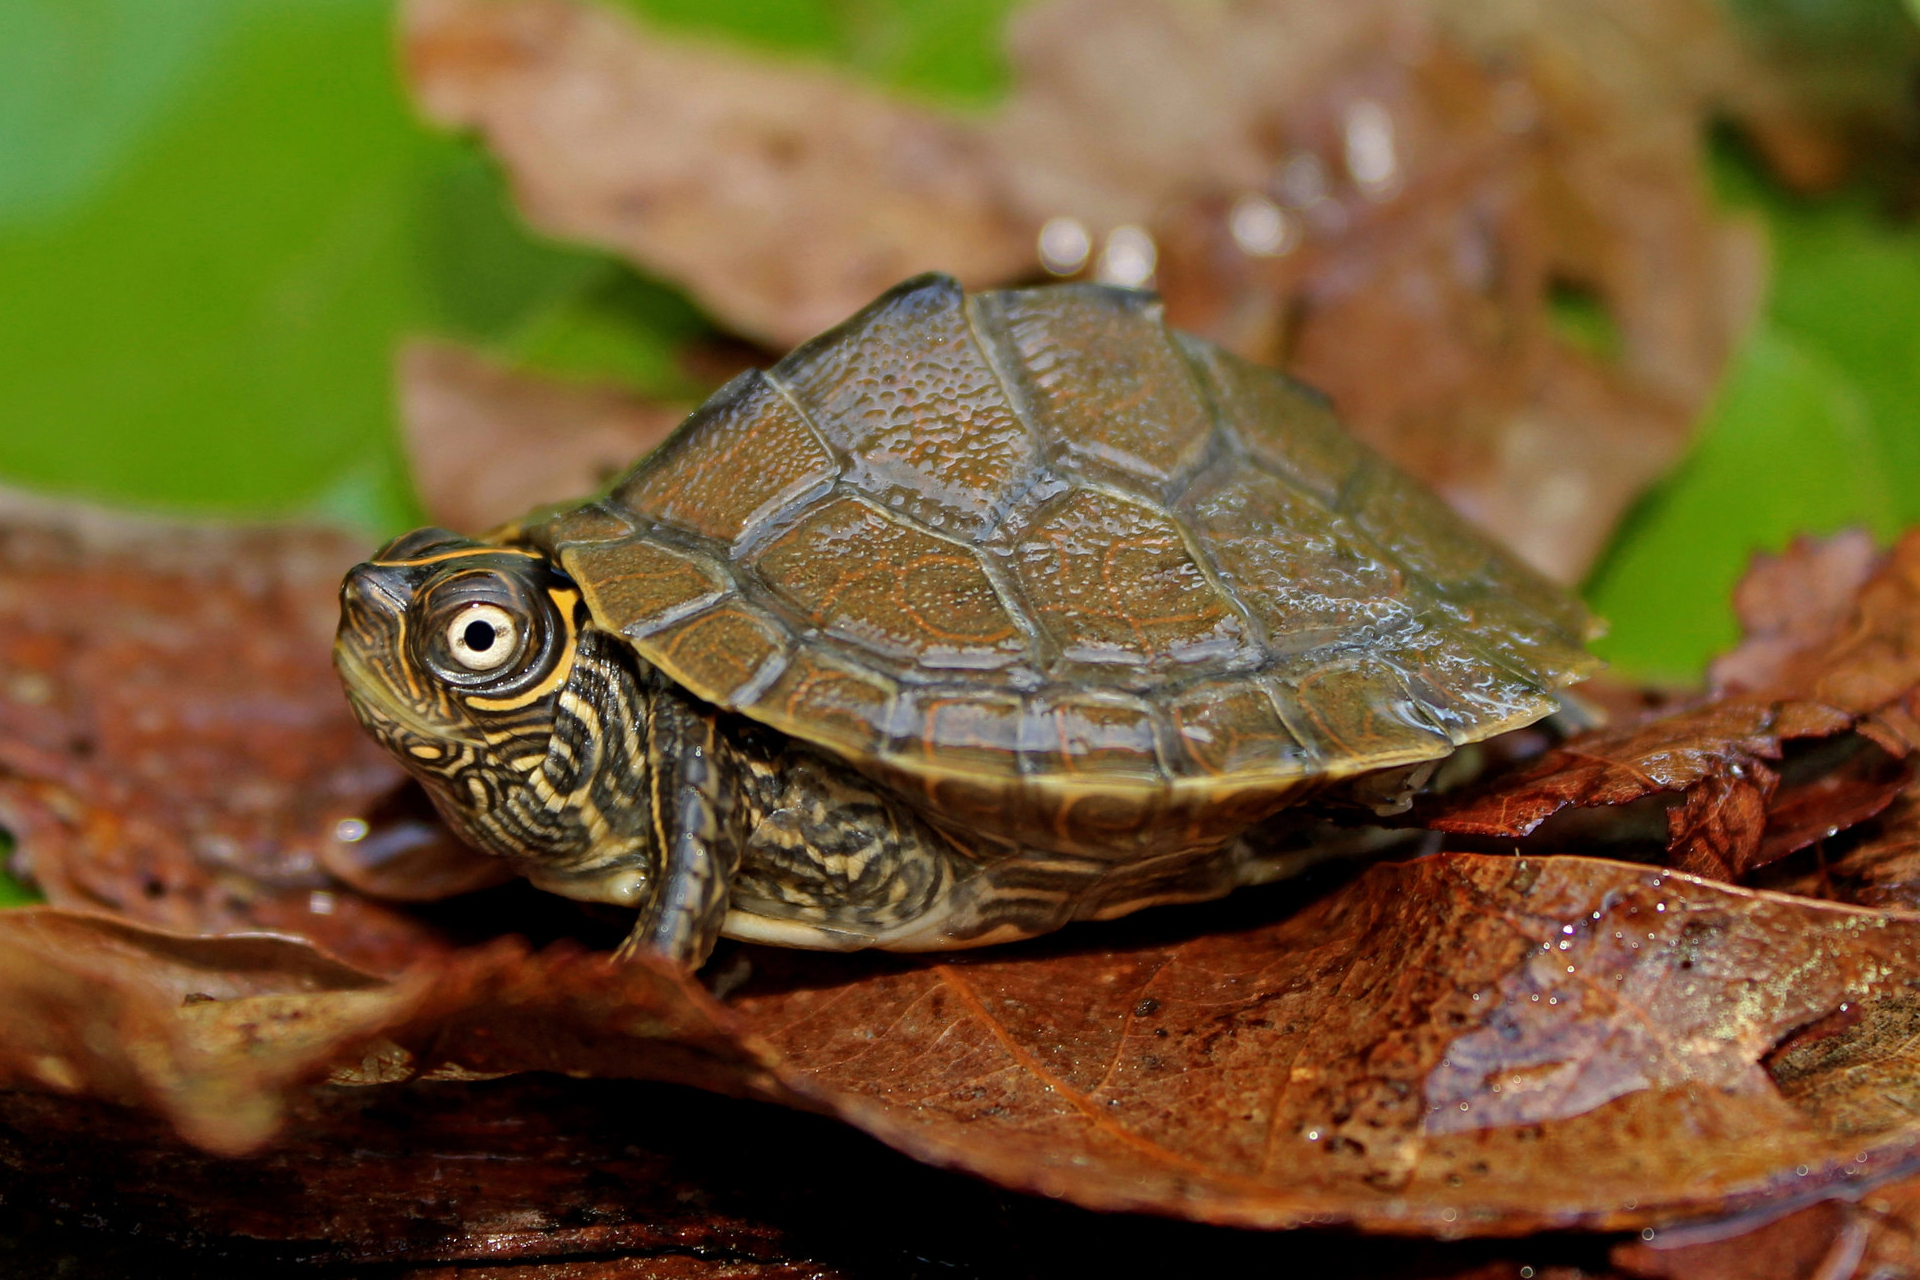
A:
[1430,532,1920,879]
[15,853,1920,1239]
[401,341,689,535]
[402,0,1765,581]
[0,487,477,973]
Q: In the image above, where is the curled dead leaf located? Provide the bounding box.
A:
[1429,531,1920,879]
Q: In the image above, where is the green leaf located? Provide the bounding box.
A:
[1585,323,1898,681]
[0,0,240,228]
[0,829,39,909]
[1582,149,1920,683]
[0,1,692,536]
[612,0,1020,105]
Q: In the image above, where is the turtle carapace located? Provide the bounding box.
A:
[335,274,1598,966]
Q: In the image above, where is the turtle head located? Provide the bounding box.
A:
[335,527,578,757]
[335,528,656,904]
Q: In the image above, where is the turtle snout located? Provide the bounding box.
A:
[335,563,415,702]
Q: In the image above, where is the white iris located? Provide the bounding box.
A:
[446,604,519,671]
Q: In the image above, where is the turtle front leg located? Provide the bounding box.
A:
[618,688,743,967]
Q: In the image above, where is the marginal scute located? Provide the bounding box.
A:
[773,275,1036,538]
[1344,458,1496,594]
[753,494,1027,669]
[614,370,836,545]
[746,642,895,758]
[1166,680,1311,778]
[1025,692,1162,780]
[1434,595,1597,694]
[1183,465,1412,652]
[1014,487,1246,672]
[1280,658,1454,772]
[647,603,789,705]
[1179,334,1364,505]
[538,501,634,546]
[991,285,1213,485]
[1387,623,1551,742]
[898,688,1024,775]
[560,537,726,638]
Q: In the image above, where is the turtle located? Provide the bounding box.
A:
[335,274,1598,967]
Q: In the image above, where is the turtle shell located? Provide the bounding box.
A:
[526,275,1597,858]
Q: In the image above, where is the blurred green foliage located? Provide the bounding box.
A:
[0,0,1914,693]
[1584,151,1920,679]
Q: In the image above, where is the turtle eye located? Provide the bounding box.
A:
[445,604,520,672]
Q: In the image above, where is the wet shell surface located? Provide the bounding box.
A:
[525,274,1598,857]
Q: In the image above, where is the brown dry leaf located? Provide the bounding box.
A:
[402,0,1036,350]
[1429,532,1920,879]
[16,854,1920,1238]
[401,341,689,534]
[402,0,1765,582]
[1709,530,1882,696]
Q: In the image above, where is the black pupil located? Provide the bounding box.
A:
[463,619,498,653]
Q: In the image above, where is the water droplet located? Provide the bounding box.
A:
[1459,1102,1470,1111]
[1797,1165,1809,1176]
[1642,1228,1657,1241]
[1038,216,1091,275]
[1565,966,1575,974]
[1561,924,1576,935]
[1344,99,1399,198]
[1519,1268,1535,1280]
[1306,1129,1321,1141]
[1441,1208,1459,1222]
[1656,903,1667,912]
[1095,224,1157,287]
[1229,193,1296,257]
[334,817,369,843]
